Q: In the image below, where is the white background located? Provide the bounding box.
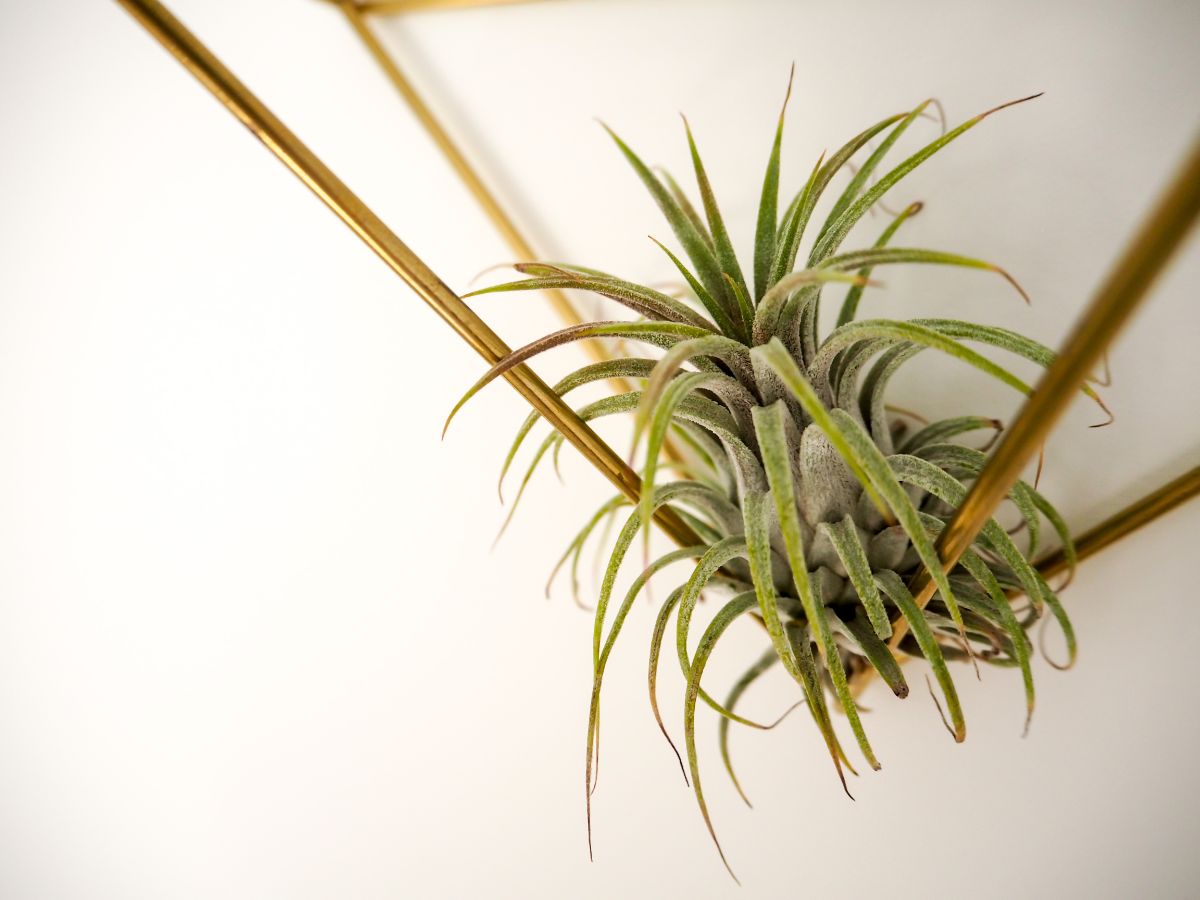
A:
[1,1,1198,897]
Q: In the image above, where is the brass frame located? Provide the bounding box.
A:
[325,0,547,13]
[116,0,1200,597]
[1036,465,1200,581]
[331,0,581,329]
[331,0,683,444]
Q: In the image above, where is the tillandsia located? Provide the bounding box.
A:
[444,75,1110,879]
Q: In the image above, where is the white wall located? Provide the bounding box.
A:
[0,1,1197,897]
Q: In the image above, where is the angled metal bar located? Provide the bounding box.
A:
[352,0,552,14]
[114,0,702,552]
[334,0,582,327]
[1035,465,1200,583]
[332,0,684,457]
[890,133,1200,650]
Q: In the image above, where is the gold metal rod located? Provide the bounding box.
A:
[890,133,1200,650]
[334,0,683,457]
[114,0,701,551]
[336,1,580,323]
[334,0,552,15]
[1035,465,1200,582]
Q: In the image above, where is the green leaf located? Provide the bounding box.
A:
[722,273,756,340]
[499,358,658,500]
[632,334,755,450]
[658,166,714,249]
[749,343,971,656]
[546,493,628,603]
[886,453,1052,615]
[649,237,740,336]
[858,344,923,452]
[742,491,851,790]
[913,443,1042,554]
[772,112,908,285]
[824,408,971,647]
[784,619,854,773]
[810,94,1042,264]
[914,318,1111,421]
[836,201,924,327]
[812,319,1036,402]
[670,536,781,725]
[1036,570,1078,669]
[820,247,1029,305]
[874,570,965,741]
[770,152,823,291]
[586,543,706,849]
[899,415,1003,453]
[638,368,762,529]
[648,586,690,780]
[954,549,1036,733]
[682,590,760,883]
[465,269,717,330]
[602,124,742,337]
[595,483,712,662]
[1030,488,1077,587]
[755,402,880,770]
[820,515,891,640]
[754,68,793,302]
[443,320,712,435]
[818,99,936,245]
[639,373,712,536]
[494,428,563,542]
[718,649,785,807]
[683,117,751,322]
[835,611,909,697]
[751,339,891,518]
[834,339,904,418]
[752,268,871,346]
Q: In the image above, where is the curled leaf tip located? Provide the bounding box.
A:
[1088,395,1116,428]
[989,264,1031,304]
[467,260,521,287]
[779,64,795,115]
[927,97,947,135]
[768,700,806,729]
[1038,617,1076,671]
[926,675,966,742]
[980,418,1005,451]
[976,92,1044,123]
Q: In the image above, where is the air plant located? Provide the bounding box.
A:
[444,76,1107,879]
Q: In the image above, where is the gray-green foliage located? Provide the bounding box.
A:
[448,78,1096,878]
